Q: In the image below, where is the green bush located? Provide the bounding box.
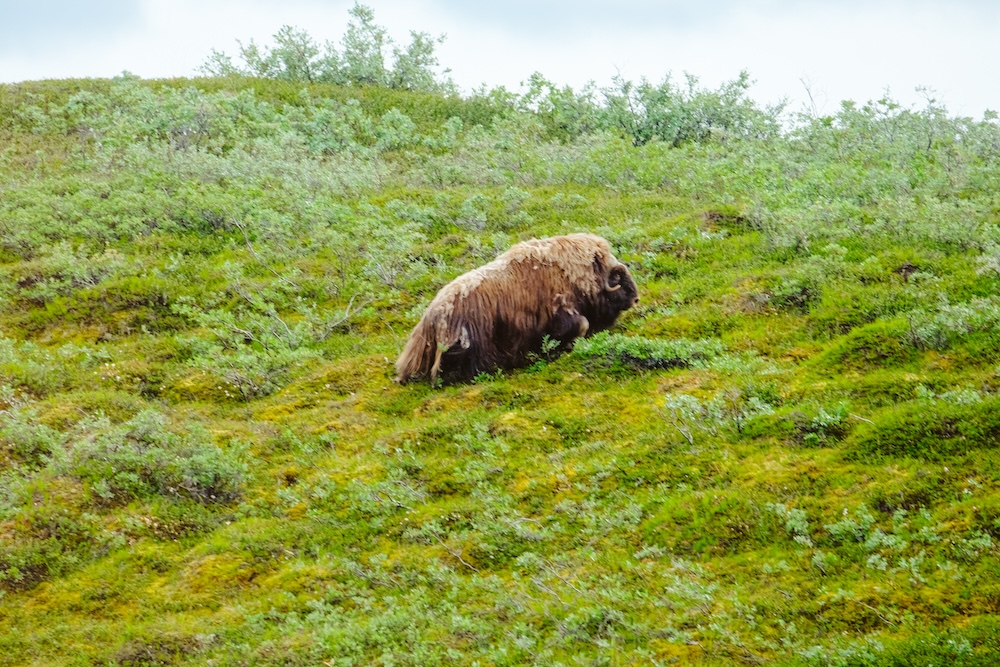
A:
[0,406,63,469]
[54,410,245,505]
[571,332,724,370]
[0,337,108,396]
[906,297,1000,350]
[200,5,454,94]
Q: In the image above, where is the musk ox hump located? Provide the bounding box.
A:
[396,233,635,385]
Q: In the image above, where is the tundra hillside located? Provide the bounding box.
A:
[2,48,1000,667]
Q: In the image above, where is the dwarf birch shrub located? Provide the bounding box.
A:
[0,405,64,469]
[906,297,1000,349]
[660,389,777,443]
[825,505,878,545]
[599,71,782,147]
[768,502,813,547]
[0,337,108,396]
[660,393,715,444]
[915,384,984,404]
[802,404,851,446]
[53,409,244,505]
[375,108,419,151]
[172,291,321,401]
[7,242,132,304]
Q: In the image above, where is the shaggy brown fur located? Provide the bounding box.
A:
[396,233,639,385]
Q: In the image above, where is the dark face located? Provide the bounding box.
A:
[606,264,639,314]
[583,262,639,333]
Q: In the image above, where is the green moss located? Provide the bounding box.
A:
[743,404,852,447]
[813,318,917,371]
[643,492,781,556]
[804,615,1000,667]
[849,395,1000,461]
[113,631,213,667]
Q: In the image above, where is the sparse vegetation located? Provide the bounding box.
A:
[2,5,1000,665]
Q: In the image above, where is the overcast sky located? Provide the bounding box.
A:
[1,0,997,118]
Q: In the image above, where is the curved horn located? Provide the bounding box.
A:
[604,266,623,292]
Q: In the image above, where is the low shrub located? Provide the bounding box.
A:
[55,410,246,505]
[571,332,724,370]
[906,297,1000,351]
[744,403,851,446]
[809,615,1000,667]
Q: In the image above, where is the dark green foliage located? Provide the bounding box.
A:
[600,70,783,147]
[571,332,724,370]
[791,616,1000,666]
[849,395,1000,461]
[56,410,245,505]
[114,632,214,667]
[814,318,917,371]
[744,404,851,447]
[0,407,63,468]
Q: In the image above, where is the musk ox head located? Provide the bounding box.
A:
[396,233,638,385]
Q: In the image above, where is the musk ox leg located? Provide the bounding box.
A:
[547,295,590,349]
[398,322,484,387]
[429,345,445,385]
[552,313,589,351]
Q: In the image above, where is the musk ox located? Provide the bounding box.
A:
[396,233,639,385]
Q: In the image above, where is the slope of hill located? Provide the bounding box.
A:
[1,74,999,666]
